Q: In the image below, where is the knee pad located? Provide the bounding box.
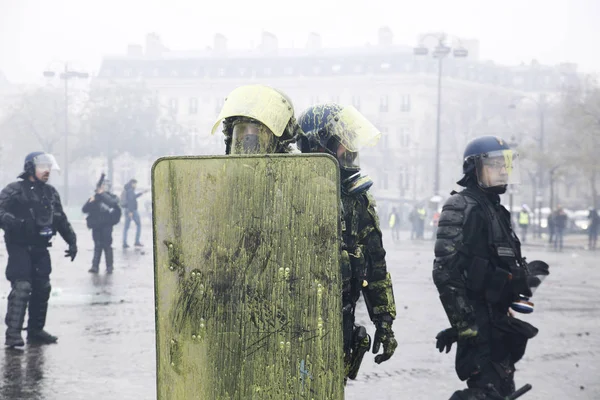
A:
[10,281,32,300]
[32,280,51,302]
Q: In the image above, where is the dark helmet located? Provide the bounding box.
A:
[19,151,46,178]
[298,103,382,194]
[297,103,345,156]
[457,135,519,192]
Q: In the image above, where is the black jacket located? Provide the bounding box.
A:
[0,180,76,247]
[82,192,121,229]
[124,184,143,211]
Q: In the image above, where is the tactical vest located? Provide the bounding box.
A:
[459,188,531,301]
[20,181,56,231]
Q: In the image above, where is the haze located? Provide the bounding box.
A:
[1,0,599,83]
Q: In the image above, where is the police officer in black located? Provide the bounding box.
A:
[82,176,121,274]
[0,152,77,347]
[432,136,547,399]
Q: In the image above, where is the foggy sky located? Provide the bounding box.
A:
[0,0,598,84]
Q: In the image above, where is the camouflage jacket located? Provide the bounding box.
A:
[341,191,396,323]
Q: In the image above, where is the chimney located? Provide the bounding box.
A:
[145,33,164,58]
[214,33,227,55]
[306,32,322,51]
[260,31,278,55]
[127,44,143,58]
[378,26,393,46]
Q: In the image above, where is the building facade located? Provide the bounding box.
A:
[93,30,582,212]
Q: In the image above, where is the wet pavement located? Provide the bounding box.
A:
[0,222,598,399]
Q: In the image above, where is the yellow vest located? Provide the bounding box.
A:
[519,211,530,225]
[389,214,396,228]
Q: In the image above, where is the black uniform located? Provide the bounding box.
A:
[0,179,77,345]
[433,185,538,399]
[82,191,121,273]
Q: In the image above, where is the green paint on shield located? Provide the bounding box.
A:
[152,154,344,399]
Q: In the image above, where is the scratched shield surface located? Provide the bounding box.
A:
[152,154,344,400]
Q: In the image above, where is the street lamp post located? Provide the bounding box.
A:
[414,33,469,196]
[509,94,553,238]
[43,63,89,206]
[507,136,519,228]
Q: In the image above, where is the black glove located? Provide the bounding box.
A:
[526,260,549,291]
[65,243,77,261]
[372,318,397,364]
[435,327,458,353]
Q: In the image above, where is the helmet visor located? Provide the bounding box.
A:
[33,153,61,174]
[475,149,520,188]
[211,85,294,137]
[231,120,276,155]
[333,138,360,170]
[324,106,381,152]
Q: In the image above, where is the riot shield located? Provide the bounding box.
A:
[152,154,344,400]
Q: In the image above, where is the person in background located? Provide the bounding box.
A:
[518,204,530,243]
[553,206,568,252]
[389,207,401,242]
[587,208,599,251]
[122,179,148,248]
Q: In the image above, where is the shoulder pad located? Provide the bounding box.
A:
[365,192,377,208]
[442,192,467,210]
[443,192,479,211]
[6,181,23,191]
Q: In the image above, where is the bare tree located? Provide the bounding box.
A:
[0,88,66,154]
[560,74,600,208]
[77,83,185,183]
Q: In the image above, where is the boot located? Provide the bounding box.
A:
[5,281,31,347]
[88,247,102,273]
[27,281,57,345]
[105,246,114,274]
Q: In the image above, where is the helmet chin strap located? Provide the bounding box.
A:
[480,184,507,195]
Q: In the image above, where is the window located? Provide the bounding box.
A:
[239,67,247,76]
[169,98,179,114]
[400,94,411,112]
[382,172,389,190]
[399,127,411,148]
[215,97,224,115]
[380,127,389,149]
[263,67,272,76]
[218,68,225,77]
[284,67,294,75]
[379,95,389,112]
[398,167,410,197]
[352,95,361,111]
[312,66,321,75]
[189,97,198,114]
[332,64,341,73]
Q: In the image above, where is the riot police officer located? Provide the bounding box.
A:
[432,136,546,399]
[211,84,302,155]
[0,152,77,347]
[82,176,121,273]
[297,103,397,381]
